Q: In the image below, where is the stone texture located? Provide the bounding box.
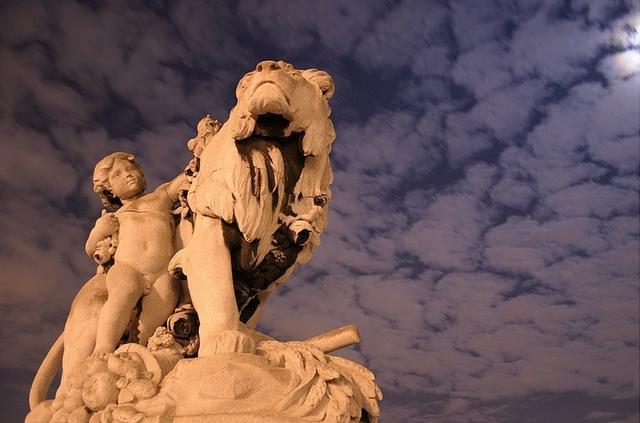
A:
[27,61,382,423]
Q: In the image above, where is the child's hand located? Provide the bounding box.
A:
[95,212,119,237]
[187,136,206,158]
[184,157,199,181]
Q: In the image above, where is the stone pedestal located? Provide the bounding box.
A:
[27,331,382,423]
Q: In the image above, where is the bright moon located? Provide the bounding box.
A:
[612,13,640,76]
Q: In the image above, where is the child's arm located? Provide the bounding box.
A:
[156,172,188,204]
[85,212,119,257]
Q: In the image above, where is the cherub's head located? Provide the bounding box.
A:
[93,152,147,209]
[197,114,222,138]
[187,115,222,158]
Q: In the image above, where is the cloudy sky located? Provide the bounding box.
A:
[1,1,639,422]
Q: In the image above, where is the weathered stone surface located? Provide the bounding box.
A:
[28,61,382,423]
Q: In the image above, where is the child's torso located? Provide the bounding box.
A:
[113,190,176,274]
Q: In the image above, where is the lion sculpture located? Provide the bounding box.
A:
[170,59,337,356]
[30,60,338,403]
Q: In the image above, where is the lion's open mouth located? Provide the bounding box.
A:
[254,113,290,137]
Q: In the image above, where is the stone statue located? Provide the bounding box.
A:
[88,152,185,355]
[27,60,382,423]
[29,154,191,404]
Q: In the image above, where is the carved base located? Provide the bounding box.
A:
[27,332,381,423]
[160,353,299,420]
[152,342,382,423]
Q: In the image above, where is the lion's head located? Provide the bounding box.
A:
[188,61,336,290]
[228,60,335,158]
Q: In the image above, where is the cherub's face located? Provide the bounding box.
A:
[108,158,145,200]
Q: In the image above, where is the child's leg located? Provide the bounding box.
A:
[138,272,179,345]
[94,263,144,354]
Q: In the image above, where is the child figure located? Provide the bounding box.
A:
[86,152,186,354]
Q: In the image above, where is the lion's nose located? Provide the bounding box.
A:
[256,60,281,72]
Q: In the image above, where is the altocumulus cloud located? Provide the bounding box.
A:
[0,1,638,422]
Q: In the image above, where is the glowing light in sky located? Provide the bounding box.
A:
[611,13,640,77]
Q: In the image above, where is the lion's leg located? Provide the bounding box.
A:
[60,320,96,389]
[172,215,239,356]
[138,272,180,345]
[58,273,106,392]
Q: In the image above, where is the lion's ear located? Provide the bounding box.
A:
[235,72,255,100]
[301,69,335,100]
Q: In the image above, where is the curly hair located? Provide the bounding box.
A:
[92,152,146,210]
[197,114,222,138]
